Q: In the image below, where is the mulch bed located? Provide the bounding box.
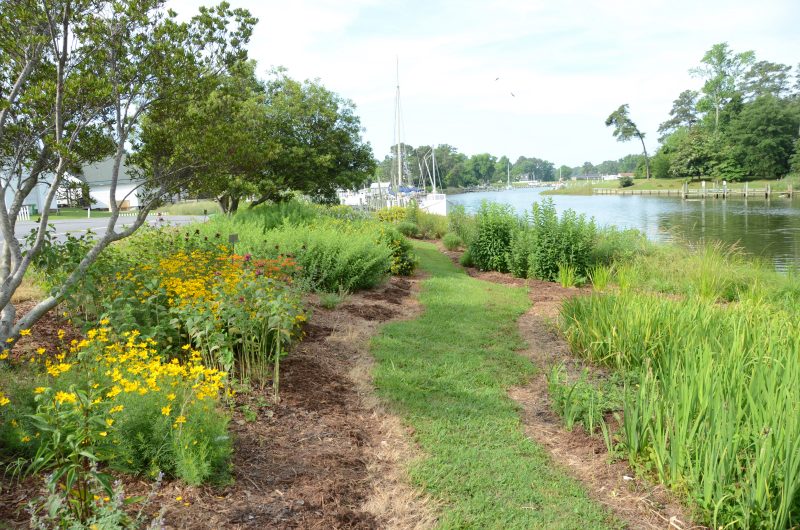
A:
[1,277,422,529]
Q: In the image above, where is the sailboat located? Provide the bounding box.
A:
[392,61,448,216]
[505,160,512,190]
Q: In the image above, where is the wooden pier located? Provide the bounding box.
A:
[593,182,794,199]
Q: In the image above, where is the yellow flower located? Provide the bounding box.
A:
[105,418,114,427]
[167,393,176,401]
[98,431,108,437]
[5,338,13,343]
[175,496,183,501]
[0,394,9,406]
[34,387,47,394]
[161,405,171,416]
[21,435,31,443]
[54,391,77,405]
[57,329,65,340]
[109,405,124,414]
[173,415,186,427]
[100,318,110,326]
[0,352,8,360]
[19,329,31,336]
[36,348,46,355]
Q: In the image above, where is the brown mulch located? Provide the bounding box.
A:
[1,277,436,530]
[437,242,703,530]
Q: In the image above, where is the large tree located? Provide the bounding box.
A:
[727,95,799,179]
[605,104,650,179]
[658,90,699,139]
[0,0,255,345]
[690,42,755,131]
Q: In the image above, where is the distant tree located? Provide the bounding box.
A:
[464,153,497,184]
[605,104,650,178]
[690,42,755,131]
[668,127,715,179]
[596,160,620,175]
[495,156,511,181]
[727,95,799,179]
[557,165,572,179]
[658,90,699,139]
[617,154,643,173]
[742,61,792,100]
[581,161,595,175]
[650,151,671,178]
[790,138,800,174]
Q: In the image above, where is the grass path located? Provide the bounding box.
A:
[371,242,618,529]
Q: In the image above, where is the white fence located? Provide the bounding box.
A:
[19,205,30,221]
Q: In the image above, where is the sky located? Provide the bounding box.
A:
[168,0,800,167]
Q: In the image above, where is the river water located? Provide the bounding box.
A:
[447,187,800,270]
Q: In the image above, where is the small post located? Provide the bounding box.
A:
[766,184,771,199]
[87,207,90,219]
[788,184,793,199]
[682,181,688,199]
[744,182,748,198]
[701,180,706,198]
[722,180,727,199]
[228,233,239,253]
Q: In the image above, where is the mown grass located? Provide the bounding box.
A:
[371,241,618,529]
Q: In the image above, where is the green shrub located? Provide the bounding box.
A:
[459,248,474,267]
[248,224,392,292]
[397,221,419,238]
[619,175,634,188]
[379,225,418,276]
[507,227,534,278]
[525,199,596,282]
[448,204,477,245]
[442,232,463,251]
[416,211,448,239]
[469,202,517,272]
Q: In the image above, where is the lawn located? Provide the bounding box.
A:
[544,176,800,196]
[371,241,618,529]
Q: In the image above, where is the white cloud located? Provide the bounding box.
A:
[168,0,800,166]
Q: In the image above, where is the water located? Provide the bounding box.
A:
[448,187,800,270]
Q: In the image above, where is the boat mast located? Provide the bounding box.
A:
[431,147,437,194]
[507,160,511,188]
[394,58,402,193]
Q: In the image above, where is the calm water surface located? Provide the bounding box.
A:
[448,188,800,270]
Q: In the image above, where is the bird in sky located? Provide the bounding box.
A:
[510,92,515,97]
[495,77,500,81]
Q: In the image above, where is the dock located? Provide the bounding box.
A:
[593,182,794,199]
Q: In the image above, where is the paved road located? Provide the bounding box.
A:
[5,215,205,243]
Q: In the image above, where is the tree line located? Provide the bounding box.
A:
[374,145,563,188]
[607,43,800,180]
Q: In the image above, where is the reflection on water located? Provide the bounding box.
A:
[448,187,800,270]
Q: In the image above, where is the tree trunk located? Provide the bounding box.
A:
[639,135,651,179]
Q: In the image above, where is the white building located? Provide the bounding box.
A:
[81,156,141,210]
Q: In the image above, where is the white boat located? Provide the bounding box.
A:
[392,60,447,216]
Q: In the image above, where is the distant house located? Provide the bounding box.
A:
[80,156,141,210]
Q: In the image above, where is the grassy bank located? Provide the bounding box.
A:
[543,176,800,196]
[371,241,618,529]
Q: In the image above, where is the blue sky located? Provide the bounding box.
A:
[169,0,800,167]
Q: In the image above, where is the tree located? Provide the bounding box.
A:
[668,127,715,179]
[727,95,799,179]
[0,0,255,346]
[658,90,699,139]
[581,161,595,175]
[690,43,755,131]
[557,165,572,179]
[464,153,496,184]
[742,61,792,100]
[605,104,650,178]
[790,138,800,175]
